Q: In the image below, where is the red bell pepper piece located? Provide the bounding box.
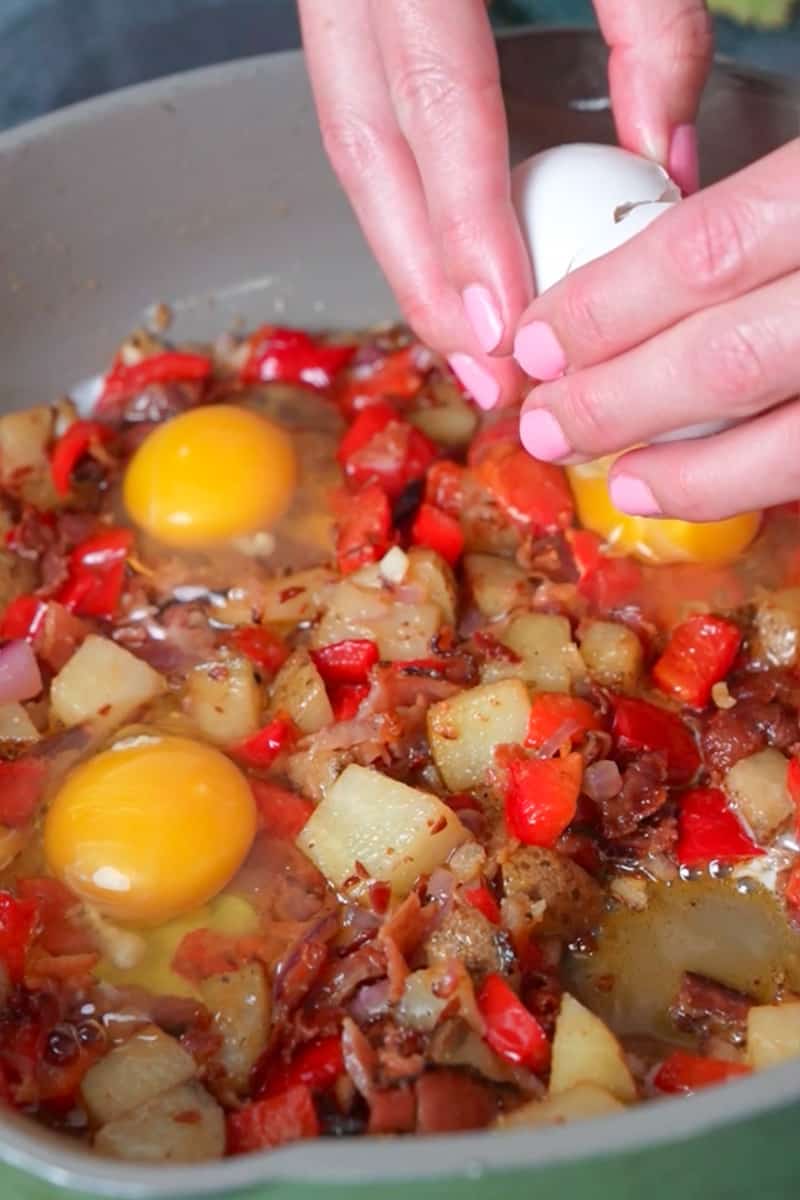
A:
[410,504,464,566]
[337,403,437,500]
[257,1036,345,1100]
[424,460,466,517]
[241,327,355,388]
[677,787,763,866]
[56,527,134,619]
[462,885,500,925]
[0,891,39,983]
[50,421,112,497]
[787,757,800,840]
[503,751,583,848]
[466,412,519,468]
[329,682,370,721]
[99,352,212,406]
[612,696,700,785]
[310,638,379,686]
[231,717,296,769]
[226,1085,320,1154]
[0,759,46,829]
[476,448,574,534]
[785,861,800,912]
[231,625,288,675]
[0,594,47,642]
[653,614,742,709]
[525,693,601,751]
[336,346,423,416]
[250,780,313,840]
[568,530,643,612]
[477,973,550,1072]
[333,484,393,575]
[653,1050,750,1094]
[16,877,96,956]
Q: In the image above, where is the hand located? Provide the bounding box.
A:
[512,140,800,521]
[298,0,712,411]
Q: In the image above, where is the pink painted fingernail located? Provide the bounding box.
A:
[514,321,567,381]
[519,407,571,462]
[448,353,500,411]
[462,284,503,354]
[609,473,662,516]
[669,124,700,196]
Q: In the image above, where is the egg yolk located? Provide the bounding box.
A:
[44,735,257,927]
[123,404,296,548]
[567,458,761,566]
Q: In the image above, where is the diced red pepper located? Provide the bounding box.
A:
[50,421,112,497]
[612,696,700,785]
[310,638,379,686]
[410,504,464,566]
[241,326,355,389]
[336,346,424,416]
[477,973,550,1072]
[476,448,574,534]
[787,757,800,840]
[226,1085,320,1154]
[99,352,212,406]
[56,527,134,619]
[653,614,742,709]
[503,751,583,848]
[337,403,397,465]
[0,594,47,642]
[329,682,370,721]
[785,861,800,912]
[231,717,296,769]
[250,780,313,840]
[257,1036,345,1100]
[231,626,288,675]
[0,759,46,829]
[677,787,763,866]
[337,404,437,499]
[462,885,500,925]
[333,484,393,575]
[568,530,643,612]
[653,1050,750,1094]
[16,877,96,957]
[0,891,38,984]
[466,412,519,467]
[424,460,466,517]
[525,693,601,751]
[172,928,265,984]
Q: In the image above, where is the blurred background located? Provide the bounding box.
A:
[0,0,798,131]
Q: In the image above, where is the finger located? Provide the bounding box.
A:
[606,399,800,522]
[518,268,800,464]
[371,0,532,358]
[512,139,800,382]
[595,0,712,189]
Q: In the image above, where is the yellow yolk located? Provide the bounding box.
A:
[44,735,257,927]
[567,458,761,565]
[123,404,296,548]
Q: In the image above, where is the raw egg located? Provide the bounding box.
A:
[44,734,257,926]
[123,404,296,548]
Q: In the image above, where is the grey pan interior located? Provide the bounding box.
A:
[0,27,799,1198]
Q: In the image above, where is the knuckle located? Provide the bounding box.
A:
[558,376,610,454]
[660,1,714,64]
[671,193,753,296]
[558,277,612,354]
[318,111,385,183]
[669,459,708,518]
[702,320,772,405]
[391,57,459,130]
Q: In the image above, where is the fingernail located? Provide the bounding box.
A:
[668,124,700,196]
[462,284,503,354]
[609,472,662,516]
[448,353,500,411]
[514,321,567,382]
[519,407,571,462]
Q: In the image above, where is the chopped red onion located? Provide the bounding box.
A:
[426,867,455,905]
[536,718,583,760]
[349,978,392,1023]
[0,639,42,705]
[583,759,623,803]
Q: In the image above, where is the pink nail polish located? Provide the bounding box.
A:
[462,284,503,354]
[448,353,500,412]
[609,473,661,516]
[514,321,567,382]
[519,408,571,462]
[668,124,700,196]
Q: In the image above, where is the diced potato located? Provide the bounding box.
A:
[724,749,792,843]
[428,678,531,792]
[0,702,39,742]
[464,554,530,620]
[482,614,585,693]
[550,994,636,1103]
[51,636,166,731]
[297,763,467,899]
[94,1081,224,1163]
[406,547,458,626]
[746,1002,800,1070]
[397,968,451,1032]
[214,566,336,629]
[314,578,441,661]
[409,402,477,449]
[753,588,800,668]
[199,963,271,1093]
[0,406,59,507]
[80,1025,196,1125]
[270,650,332,735]
[495,1083,624,1130]
[186,653,260,745]
[579,621,643,693]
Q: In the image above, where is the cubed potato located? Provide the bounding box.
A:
[51,636,166,731]
[746,1002,800,1070]
[406,547,458,626]
[409,402,477,450]
[80,1025,196,1125]
[0,702,39,742]
[214,566,336,629]
[754,588,800,668]
[94,1081,224,1163]
[0,406,59,507]
[186,653,260,745]
[397,969,451,1032]
[297,763,467,899]
[199,963,271,1093]
[314,579,441,661]
[550,994,636,1103]
[495,1082,624,1130]
[464,554,530,620]
[270,650,332,735]
[724,749,792,843]
[428,678,531,792]
[482,614,585,693]
[579,621,643,693]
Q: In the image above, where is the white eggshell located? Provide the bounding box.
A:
[568,201,675,273]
